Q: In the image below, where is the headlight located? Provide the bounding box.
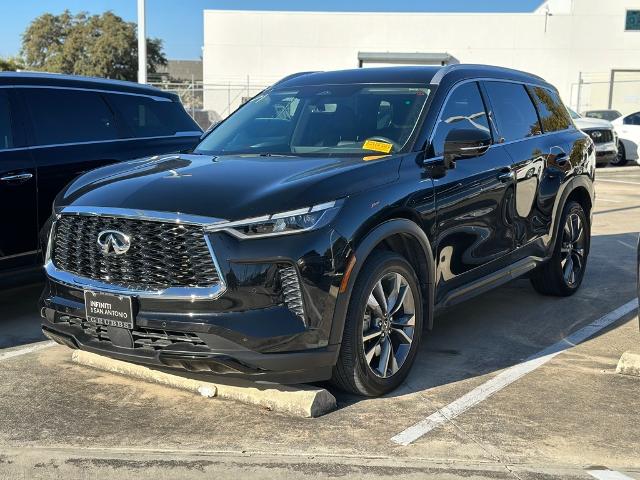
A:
[206,200,342,239]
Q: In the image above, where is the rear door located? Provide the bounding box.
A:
[21,87,125,233]
[428,81,517,303]
[0,89,38,270]
[482,81,577,254]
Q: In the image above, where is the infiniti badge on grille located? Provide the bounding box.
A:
[590,131,602,138]
[97,230,131,255]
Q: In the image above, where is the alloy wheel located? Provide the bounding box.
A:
[361,271,416,378]
[560,213,586,287]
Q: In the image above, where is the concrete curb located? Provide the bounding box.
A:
[615,350,640,377]
[71,350,337,418]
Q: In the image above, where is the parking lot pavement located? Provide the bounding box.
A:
[0,283,46,350]
[1,167,639,480]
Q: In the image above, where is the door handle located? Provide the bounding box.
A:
[0,172,34,183]
[497,169,515,183]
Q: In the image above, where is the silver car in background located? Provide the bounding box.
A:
[568,108,618,167]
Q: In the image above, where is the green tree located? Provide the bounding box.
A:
[0,56,25,71]
[20,10,166,81]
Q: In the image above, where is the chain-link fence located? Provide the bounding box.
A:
[149,80,270,130]
[569,70,640,115]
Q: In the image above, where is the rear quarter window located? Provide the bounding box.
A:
[529,86,572,132]
[106,94,199,138]
[483,81,541,143]
[23,88,119,146]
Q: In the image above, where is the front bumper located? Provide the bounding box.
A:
[41,309,337,383]
[40,218,351,384]
[595,142,618,165]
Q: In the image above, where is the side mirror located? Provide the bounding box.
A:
[443,128,492,166]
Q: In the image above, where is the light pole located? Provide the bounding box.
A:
[137,0,147,84]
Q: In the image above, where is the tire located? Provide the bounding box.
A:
[530,201,590,296]
[331,250,424,396]
[610,142,627,166]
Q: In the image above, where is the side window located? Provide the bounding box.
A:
[24,88,119,146]
[529,86,572,132]
[623,112,640,125]
[483,82,541,142]
[0,91,13,150]
[431,82,490,157]
[106,94,199,138]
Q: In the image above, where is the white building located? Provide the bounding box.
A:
[203,0,640,118]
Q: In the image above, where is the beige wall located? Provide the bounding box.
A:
[203,0,640,116]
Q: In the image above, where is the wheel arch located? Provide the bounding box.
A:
[329,218,435,346]
[548,176,594,256]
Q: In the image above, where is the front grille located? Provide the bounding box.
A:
[584,129,613,144]
[52,214,220,291]
[55,314,207,352]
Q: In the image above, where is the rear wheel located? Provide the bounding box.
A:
[530,201,589,296]
[611,141,627,166]
[332,250,423,396]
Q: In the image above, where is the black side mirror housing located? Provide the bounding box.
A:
[443,128,492,167]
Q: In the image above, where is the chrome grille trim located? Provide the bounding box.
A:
[46,208,227,300]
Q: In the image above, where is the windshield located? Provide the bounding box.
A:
[585,110,622,121]
[195,84,431,156]
[567,108,581,119]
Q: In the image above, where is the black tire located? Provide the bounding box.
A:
[611,142,627,166]
[331,250,424,396]
[530,201,590,296]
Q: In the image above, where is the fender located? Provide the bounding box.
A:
[328,218,436,346]
[546,174,595,257]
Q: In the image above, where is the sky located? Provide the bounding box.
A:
[0,0,544,60]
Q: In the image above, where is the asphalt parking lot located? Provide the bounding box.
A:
[1,166,639,480]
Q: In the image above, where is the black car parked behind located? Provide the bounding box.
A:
[0,73,202,279]
[40,65,595,396]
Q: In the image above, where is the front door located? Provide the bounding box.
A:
[426,81,516,304]
[0,89,38,270]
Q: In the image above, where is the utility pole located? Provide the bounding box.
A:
[576,72,583,113]
[137,0,147,84]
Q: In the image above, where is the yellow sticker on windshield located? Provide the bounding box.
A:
[363,139,393,154]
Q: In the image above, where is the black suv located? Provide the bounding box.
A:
[0,73,201,279]
[40,65,595,396]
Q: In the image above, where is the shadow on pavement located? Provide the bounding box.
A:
[333,231,638,405]
[0,282,46,349]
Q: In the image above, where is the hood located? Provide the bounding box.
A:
[57,153,402,221]
[573,117,613,130]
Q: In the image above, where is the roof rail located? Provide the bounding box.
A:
[431,64,546,86]
[272,71,321,87]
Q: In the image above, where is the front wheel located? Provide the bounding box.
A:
[530,201,590,296]
[331,250,423,396]
[610,141,627,166]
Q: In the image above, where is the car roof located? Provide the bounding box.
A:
[0,71,178,101]
[274,64,551,90]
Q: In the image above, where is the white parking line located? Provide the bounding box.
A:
[597,198,624,203]
[391,299,639,446]
[587,469,637,480]
[0,341,55,361]
[617,240,636,250]
[597,179,640,186]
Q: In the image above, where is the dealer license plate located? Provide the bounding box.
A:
[84,290,134,329]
